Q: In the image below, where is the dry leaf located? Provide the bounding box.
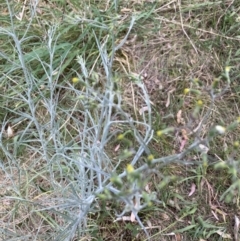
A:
[114,214,137,223]
[179,138,187,152]
[215,208,227,222]
[198,144,209,154]
[36,7,43,14]
[234,215,240,241]
[165,92,171,108]
[164,232,176,236]
[139,106,149,115]
[145,184,151,193]
[179,129,188,152]
[216,230,232,239]
[114,216,135,222]
[130,195,141,223]
[114,144,120,152]
[7,125,14,138]
[211,210,219,220]
[210,204,228,222]
[166,88,176,107]
[175,233,182,241]
[120,8,132,13]
[177,110,183,124]
[146,219,152,228]
[181,129,188,140]
[130,211,136,222]
[188,183,196,197]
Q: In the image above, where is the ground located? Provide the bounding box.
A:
[1,0,240,240]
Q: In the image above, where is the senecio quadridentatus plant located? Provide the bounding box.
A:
[72,35,240,239]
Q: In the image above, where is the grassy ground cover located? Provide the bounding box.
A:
[1,0,240,240]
